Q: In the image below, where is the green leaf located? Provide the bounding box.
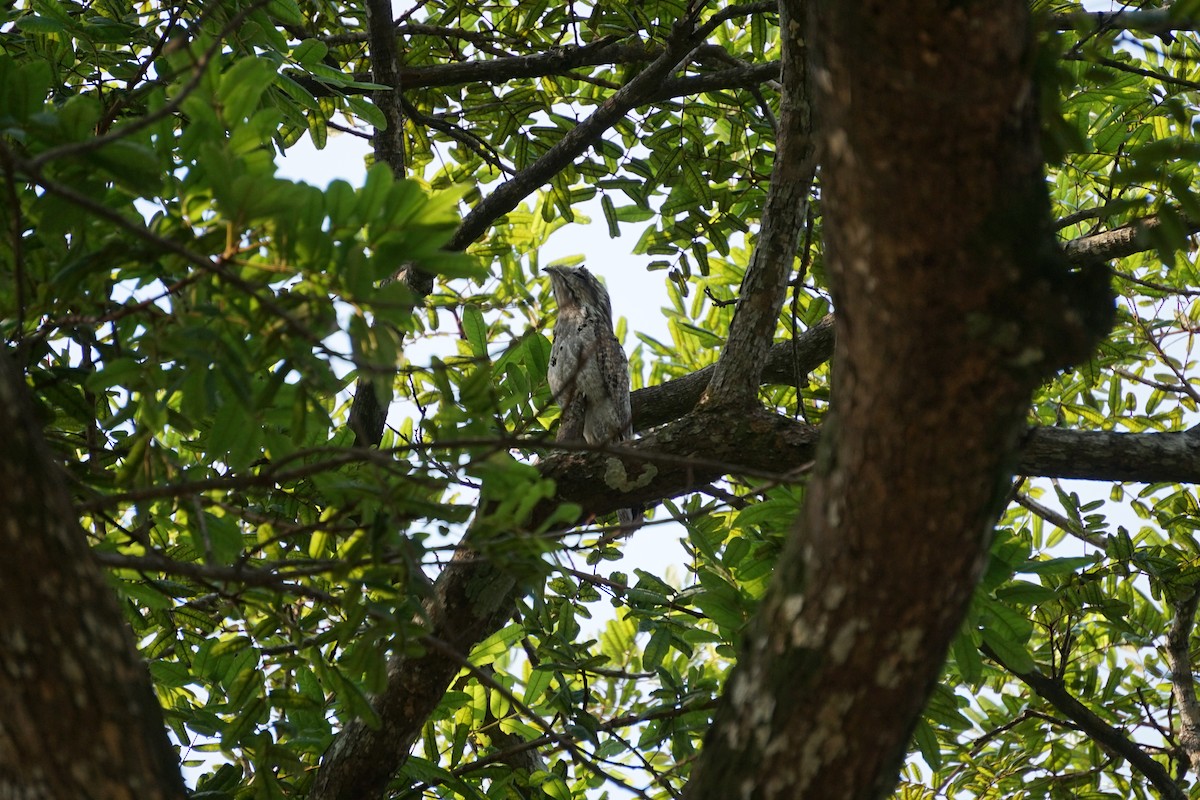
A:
[523,667,554,705]
[267,0,305,26]
[346,96,387,131]
[615,204,656,223]
[84,357,143,391]
[16,14,67,34]
[329,667,381,728]
[994,580,1057,606]
[642,626,671,670]
[89,141,163,195]
[468,624,523,666]
[1018,555,1097,576]
[910,717,942,772]
[951,629,983,685]
[220,56,279,123]
[982,626,1037,674]
[601,193,620,237]
[462,305,487,358]
[292,38,328,67]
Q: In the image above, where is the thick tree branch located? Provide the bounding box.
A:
[984,644,1187,800]
[1063,213,1200,264]
[699,0,813,408]
[1166,586,1200,779]
[364,0,406,175]
[653,407,1200,509]
[1018,427,1200,483]
[542,406,820,518]
[633,315,834,430]
[348,0,411,447]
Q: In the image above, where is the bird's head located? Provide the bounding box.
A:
[544,265,613,321]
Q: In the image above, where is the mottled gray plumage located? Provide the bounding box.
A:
[545,265,638,533]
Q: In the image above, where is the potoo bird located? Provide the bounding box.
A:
[544,265,638,532]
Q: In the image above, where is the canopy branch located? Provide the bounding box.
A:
[445,12,747,252]
[984,644,1187,800]
[348,0,413,447]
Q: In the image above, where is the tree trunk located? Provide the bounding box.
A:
[684,3,1113,799]
[0,352,187,800]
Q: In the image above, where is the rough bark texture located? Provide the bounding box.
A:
[1062,212,1197,264]
[683,3,1114,799]
[700,0,814,408]
[1167,588,1200,782]
[1017,426,1200,482]
[0,352,188,800]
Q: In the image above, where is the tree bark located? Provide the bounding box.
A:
[700,0,815,408]
[683,2,1113,798]
[0,351,187,800]
[1166,587,1200,781]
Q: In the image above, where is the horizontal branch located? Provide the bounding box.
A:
[397,38,661,90]
[1019,427,1200,484]
[580,420,1200,524]
[292,8,1200,103]
[1063,213,1200,264]
[543,406,820,519]
[640,62,781,105]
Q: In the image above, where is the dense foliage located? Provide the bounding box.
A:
[5,0,1200,798]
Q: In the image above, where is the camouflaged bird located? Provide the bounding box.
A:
[544,265,638,533]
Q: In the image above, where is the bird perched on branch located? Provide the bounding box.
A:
[544,264,638,534]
